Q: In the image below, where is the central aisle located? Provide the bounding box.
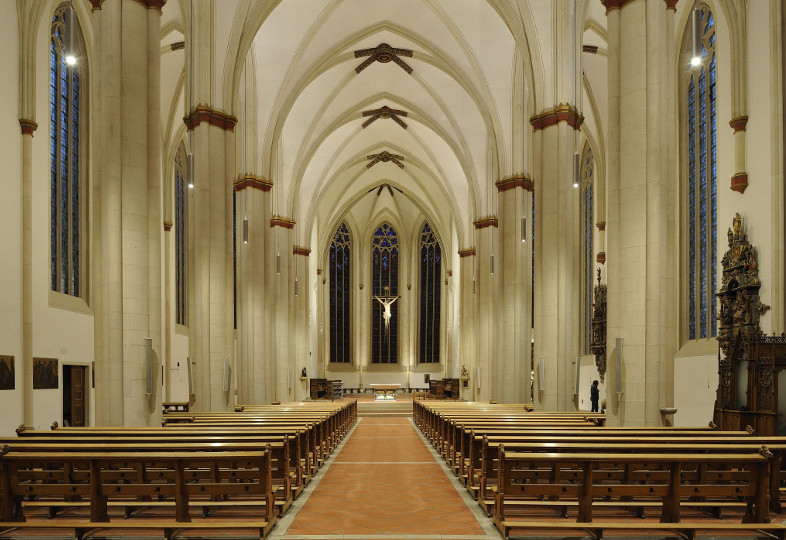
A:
[282,417,491,538]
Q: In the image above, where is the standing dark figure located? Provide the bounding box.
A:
[590,380,600,412]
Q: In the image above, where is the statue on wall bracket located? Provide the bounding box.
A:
[590,268,607,382]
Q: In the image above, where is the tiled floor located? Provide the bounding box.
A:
[279,417,493,539]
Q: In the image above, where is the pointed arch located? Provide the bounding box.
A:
[419,222,441,364]
[681,4,717,341]
[49,3,87,298]
[329,222,352,364]
[580,142,594,355]
[371,223,399,364]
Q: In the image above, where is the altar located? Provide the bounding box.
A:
[369,383,401,401]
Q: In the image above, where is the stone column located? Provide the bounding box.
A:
[293,246,310,400]
[531,106,581,412]
[185,107,237,412]
[605,0,676,426]
[19,120,36,427]
[473,219,498,402]
[234,176,272,405]
[92,0,164,426]
[270,216,294,402]
[495,176,534,403]
[458,248,476,399]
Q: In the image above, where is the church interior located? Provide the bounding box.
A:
[2,0,786,537]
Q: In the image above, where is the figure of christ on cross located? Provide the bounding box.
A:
[374,286,399,341]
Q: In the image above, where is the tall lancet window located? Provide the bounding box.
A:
[329,223,351,363]
[371,224,399,364]
[50,5,86,297]
[419,223,441,364]
[581,144,594,354]
[683,5,717,340]
[175,147,188,325]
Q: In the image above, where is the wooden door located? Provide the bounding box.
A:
[64,365,87,427]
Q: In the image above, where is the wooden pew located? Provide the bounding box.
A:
[495,448,773,539]
[0,449,275,537]
[0,438,296,516]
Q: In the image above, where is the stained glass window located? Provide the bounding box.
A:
[50,5,85,297]
[371,224,399,364]
[419,223,441,364]
[329,223,351,363]
[580,144,594,354]
[175,146,187,326]
[684,6,717,340]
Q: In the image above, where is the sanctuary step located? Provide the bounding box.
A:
[357,400,415,417]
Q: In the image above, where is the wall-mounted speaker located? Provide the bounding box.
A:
[187,356,194,395]
[222,356,230,392]
[615,337,623,394]
[538,356,545,391]
[574,356,580,394]
[476,367,481,387]
[145,338,153,396]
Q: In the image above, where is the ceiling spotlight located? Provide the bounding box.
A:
[65,55,77,66]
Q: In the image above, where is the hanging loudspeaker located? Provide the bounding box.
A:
[223,356,229,392]
[145,338,153,396]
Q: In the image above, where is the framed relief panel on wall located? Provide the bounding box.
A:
[0,356,14,390]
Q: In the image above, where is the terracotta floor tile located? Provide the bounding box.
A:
[286,417,485,536]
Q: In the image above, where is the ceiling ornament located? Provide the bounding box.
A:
[368,183,404,197]
[366,151,405,169]
[354,43,414,75]
[362,106,408,129]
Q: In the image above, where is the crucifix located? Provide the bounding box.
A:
[374,286,399,341]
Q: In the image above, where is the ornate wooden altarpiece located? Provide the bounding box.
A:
[590,269,607,382]
[713,213,777,434]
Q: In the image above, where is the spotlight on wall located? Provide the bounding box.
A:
[689,3,703,67]
[65,2,76,65]
[187,154,194,189]
[573,153,580,188]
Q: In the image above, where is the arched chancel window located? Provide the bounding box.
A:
[371,224,399,364]
[683,5,717,340]
[175,145,187,326]
[50,5,86,297]
[329,223,351,363]
[419,223,441,364]
[581,144,594,354]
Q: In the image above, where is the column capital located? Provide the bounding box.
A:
[596,221,606,231]
[473,216,498,229]
[293,246,311,256]
[233,175,273,192]
[163,220,173,231]
[495,174,534,192]
[663,0,678,10]
[271,216,295,228]
[184,105,238,132]
[731,173,748,194]
[530,104,583,131]
[458,248,476,257]
[729,116,749,133]
[601,0,637,13]
[596,252,606,264]
[19,119,37,136]
[91,0,166,10]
